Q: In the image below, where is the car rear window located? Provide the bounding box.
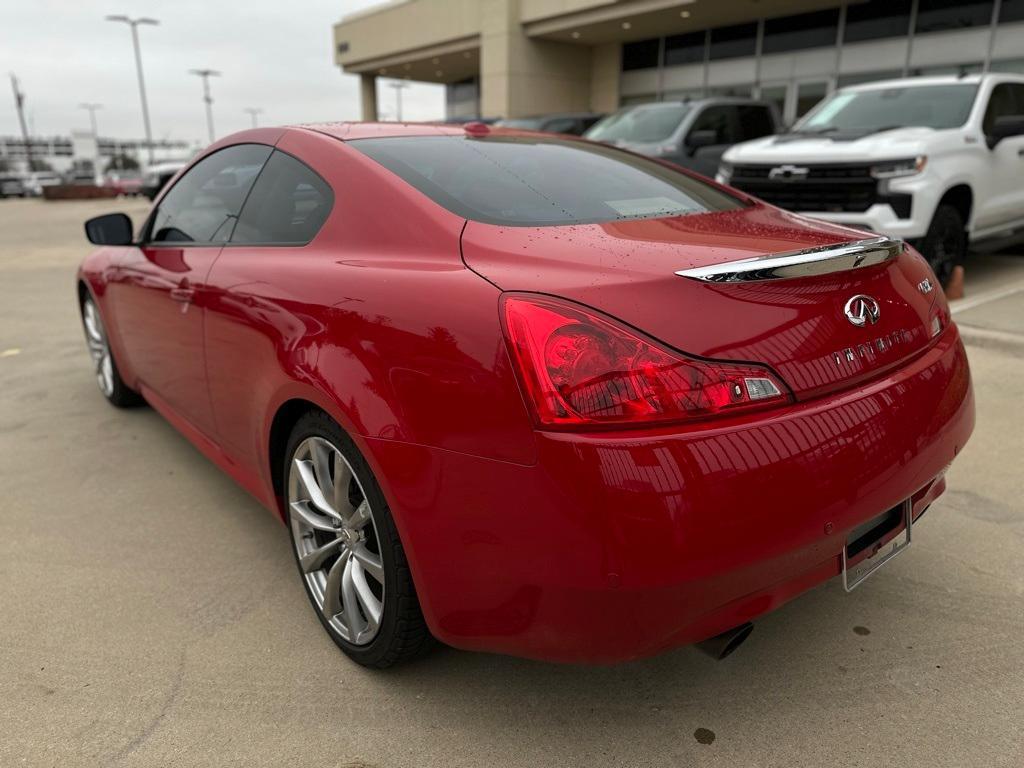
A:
[349,134,745,226]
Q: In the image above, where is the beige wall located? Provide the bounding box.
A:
[480,0,592,117]
[519,0,616,23]
[334,0,482,68]
[590,42,621,113]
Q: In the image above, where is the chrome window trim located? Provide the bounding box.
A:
[675,236,904,283]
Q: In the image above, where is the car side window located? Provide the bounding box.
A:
[148,144,272,244]
[736,105,776,141]
[688,106,737,145]
[983,83,1024,135]
[230,150,334,245]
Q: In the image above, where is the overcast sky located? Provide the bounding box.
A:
[0,0,444,146]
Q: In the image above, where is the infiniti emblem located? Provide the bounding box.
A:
[844,294,881,327]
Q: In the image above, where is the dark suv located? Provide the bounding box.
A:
[496,112,605,136]
[584,98,781,178]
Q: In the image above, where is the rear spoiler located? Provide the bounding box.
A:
[675,236,904,283]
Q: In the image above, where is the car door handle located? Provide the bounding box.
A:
[170,287,194,303]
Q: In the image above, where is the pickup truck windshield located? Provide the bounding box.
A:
[585,104,690,144]
[796,84,979,134]
[351,134,744,226]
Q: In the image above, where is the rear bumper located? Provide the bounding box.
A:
[367,325,974,663]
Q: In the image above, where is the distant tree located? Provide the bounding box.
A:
[0,157,9,172]
[28,158,53,172]
[105,154,140,173]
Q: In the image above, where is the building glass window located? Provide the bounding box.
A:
[1001,0,1024,22]
[843,0,913,43]
[664,31,705,67]
[622,39,660,71]
[708,23,757,60]
[762,9,840,54]
[915,0,995,33]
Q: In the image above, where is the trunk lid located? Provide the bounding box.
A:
[462,204,941,399]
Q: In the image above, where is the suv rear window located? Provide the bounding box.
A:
[350,135,745,227]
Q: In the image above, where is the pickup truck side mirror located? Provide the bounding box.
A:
[84,213,133,246]
[987,115,1024,148]
[685,129,718,155]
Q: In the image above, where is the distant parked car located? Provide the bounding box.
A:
[0,174,28,198]
[24,171,61,196]
[104,173,144,197]
[141,161,187,200]
[719,73,1024,284]
[585,98,781,178]
[64,169,98,186]
[496,112,604,136]
[443,116,500,125]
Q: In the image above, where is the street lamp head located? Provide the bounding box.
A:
[105,15,160,26]
[189,69,222,78]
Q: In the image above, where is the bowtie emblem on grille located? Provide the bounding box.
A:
[768,164,810,181]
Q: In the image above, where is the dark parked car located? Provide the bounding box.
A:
[585,98,781,177]
[496,112,604,136]
[0,174,28,198]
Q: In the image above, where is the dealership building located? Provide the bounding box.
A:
[334,0,1024,124]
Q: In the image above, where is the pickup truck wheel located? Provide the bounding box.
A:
[920,204,965,288]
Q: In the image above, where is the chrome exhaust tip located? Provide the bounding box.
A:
[695,622,754,660]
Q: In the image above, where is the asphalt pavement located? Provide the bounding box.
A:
[1,198,1022,768]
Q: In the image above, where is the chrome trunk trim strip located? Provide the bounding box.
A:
[675,236,905,283]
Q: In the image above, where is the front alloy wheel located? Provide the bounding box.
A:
[80,294,142,407]
[284,412,430,667]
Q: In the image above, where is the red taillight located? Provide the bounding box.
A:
[502,295,791,429]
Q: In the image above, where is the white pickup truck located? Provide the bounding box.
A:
[718,74,1024,283]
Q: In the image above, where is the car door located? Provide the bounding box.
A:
[203,146,335,464]
[977,82,1024,233]
[108,143,272,433]
[682,105,739,177]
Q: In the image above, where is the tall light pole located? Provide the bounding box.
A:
[8,73,32,170]
[244,107,263,129]
[387,80,410,122]
[79,102,103,137]
[105,15,158,164]
[189,69,221,144]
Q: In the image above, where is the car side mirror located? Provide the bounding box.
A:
[84,213,133,246]
[988,115,1024,148]
[685,129,718,154]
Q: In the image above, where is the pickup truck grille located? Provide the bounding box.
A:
[730,164,879,214]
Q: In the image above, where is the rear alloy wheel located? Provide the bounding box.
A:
[919,204,966,288]
[80,295,142,407]
[285,412,430,667]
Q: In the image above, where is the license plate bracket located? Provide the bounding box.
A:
[841,499,912,592]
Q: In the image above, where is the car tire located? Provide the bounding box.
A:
[284,411,432,668]
[80,294,144,408]
[919,204,966,288]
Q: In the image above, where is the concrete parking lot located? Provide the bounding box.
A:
[1,197,1022,768]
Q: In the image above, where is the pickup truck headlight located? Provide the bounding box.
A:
[870,156,927,179]
[718,161,733,184]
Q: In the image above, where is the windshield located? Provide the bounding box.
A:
[351,134,744,227]
[796,84,979,134]
[584,104,690,144]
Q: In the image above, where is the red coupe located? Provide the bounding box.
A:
[79,123,974,667]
